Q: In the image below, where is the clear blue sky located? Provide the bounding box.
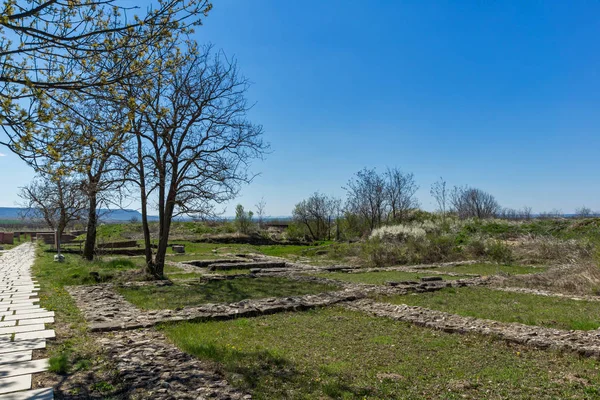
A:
[1,0,599,216]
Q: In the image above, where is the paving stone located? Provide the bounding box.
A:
[0,340,45,354]
[14,330,55,341]
[0,350,32,365]
[17,317,53,326]
[7,305,41,312]
[0,301,38,307]
[0,321,15,328]
[0,387,53,399]
[0,358,49,378]
[0,324,44,335]
[4,312,54,321]
[0,374,31,394]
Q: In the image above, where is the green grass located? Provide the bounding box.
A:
[166,240,331,260]
[313,270,469,285]
[117,277,340,310]
[436,263,547,276]
[382,287,600,330]
[32,246,123,395]
[161,307,600,399]
[162,264,204,280]
[33,251,142,286]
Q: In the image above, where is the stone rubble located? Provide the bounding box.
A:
[96,329,249,400]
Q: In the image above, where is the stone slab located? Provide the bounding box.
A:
[0,340,45,354]
[7,306,41,312]
[17,318,53,326]
[0,388,53,399]
[0,358,48,378]
[4,312,54,321]
[0,374,31,395]
[14,330,55,341]
[0,350,32,365]
[0,324,44,335]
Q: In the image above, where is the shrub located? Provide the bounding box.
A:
[361,238,406,267]
[465,237,487,258]
[486,241,514,264]
[49,352,69,374]
[421,234,461,263]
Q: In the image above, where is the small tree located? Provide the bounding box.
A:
[450,186,500,219]
[384,167,419,222]
[292,193,339,241]
[344,168,387,232]
[19,172,86,242]
[255,198,267,229]
[235,205,254,234]
[576,206,593,218]
[430,177,448,223]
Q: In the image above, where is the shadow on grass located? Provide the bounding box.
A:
[181,341,374,398]
[119,277,339,309]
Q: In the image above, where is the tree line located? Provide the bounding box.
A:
[290,170,595,241]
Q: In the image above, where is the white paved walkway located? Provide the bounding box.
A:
[0,243,54,399]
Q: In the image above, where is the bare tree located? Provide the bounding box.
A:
[384,167,419,222]
[538,209,563,219]
[575,206,593,218]
[19,171,86,242]
[292,192,339,241]
[344,168,387,232]
[522,206,533,220]
[430,177,448,223]
[450,186,500,219]
[499,206,533,221]
[255,198,267,229]
[120,45,266,278]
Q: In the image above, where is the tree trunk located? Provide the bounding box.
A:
[153,188,177,278]
[82,193,97,260]
[136,134,154,275]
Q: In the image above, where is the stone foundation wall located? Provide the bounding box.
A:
[345,299,600,359]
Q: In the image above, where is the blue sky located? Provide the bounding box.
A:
[1,1,599,216]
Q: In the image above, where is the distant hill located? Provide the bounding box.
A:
[0,207,158,223]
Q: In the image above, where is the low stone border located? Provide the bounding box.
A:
[490,286,600,302]
[345,299,600,359]
[97,329,250,399]
[67,284,368,332]
[67,273,491,332]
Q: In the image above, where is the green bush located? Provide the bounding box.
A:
[49,352,69,374]
[466,237,487,258]
[486,240,514,263]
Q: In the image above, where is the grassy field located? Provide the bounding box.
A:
[312,270,469,285]
[117,277,340,309]
[32,247,122,396]
[435,263,547,276]
[161,307,600,399]
[382,287,600,330]
[34,251,142,286]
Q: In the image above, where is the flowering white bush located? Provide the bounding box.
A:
[370,222,433,241]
